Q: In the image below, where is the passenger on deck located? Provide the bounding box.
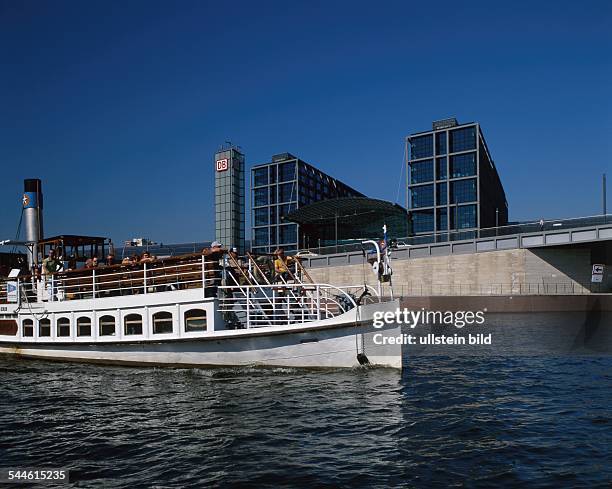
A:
[55,247,66,272]
[140,251,154,263]
[105,254,115,266]
[85,256,99,269]
[210,241,223,254]
[42,249,61,276]
[67,255,77,271]
[273,248,290,283]
[42,249,61,301]
[227,247,247,286]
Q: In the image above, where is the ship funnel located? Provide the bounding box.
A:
[23,179,43,267]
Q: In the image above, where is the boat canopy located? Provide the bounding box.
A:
[38,235,110,263]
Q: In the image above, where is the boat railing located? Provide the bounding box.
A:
[2,255,223,304]
[217,283,359,328]
[225,255,313,316]
[223,253,367,327]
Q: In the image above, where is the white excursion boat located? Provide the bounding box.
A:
[0,236,402,369]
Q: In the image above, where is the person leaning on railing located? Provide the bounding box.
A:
[140,251,154,263]
[85,256,99,269]
[121,253,139,266]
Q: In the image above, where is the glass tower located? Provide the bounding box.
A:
[251,153,364,253]
[406,119,508,238]
[215,146,245,254]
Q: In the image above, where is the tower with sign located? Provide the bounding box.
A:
[214,145,245,254]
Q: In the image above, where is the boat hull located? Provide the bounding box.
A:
[0,321,402,369]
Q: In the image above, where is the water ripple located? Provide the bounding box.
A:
[1,319,612,487]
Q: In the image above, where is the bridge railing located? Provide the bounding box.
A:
[396,282,604,296]
[301,213,612,256]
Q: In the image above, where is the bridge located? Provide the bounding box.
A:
[302,214,612,268]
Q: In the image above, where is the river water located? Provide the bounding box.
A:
[1,313,611,488]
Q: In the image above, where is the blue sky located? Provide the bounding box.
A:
[1,0,610,244]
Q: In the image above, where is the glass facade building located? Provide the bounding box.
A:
[215,146,245,254]
[407,119,508,237]
[251,153,364,253]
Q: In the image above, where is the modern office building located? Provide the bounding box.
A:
[214,145,245,254]
[251,153,364,253]
[406,118,508,236]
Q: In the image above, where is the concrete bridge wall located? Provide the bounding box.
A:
[307,246,611,295]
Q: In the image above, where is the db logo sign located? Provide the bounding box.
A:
[216,159,229,172]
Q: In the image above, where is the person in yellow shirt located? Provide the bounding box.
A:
[273,248,289,283]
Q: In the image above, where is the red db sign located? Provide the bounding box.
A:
[216,159,229,172]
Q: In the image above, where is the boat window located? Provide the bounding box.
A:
[57,317,71,337]
[39,318,51,337]
[77,317,92,337]
[99,315,116,336]
[22,319,34,337]
[184,309,207,332]
[124,314,143,335]
[152,311,173,334]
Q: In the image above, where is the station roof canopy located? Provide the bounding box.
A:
[285,197,407,224]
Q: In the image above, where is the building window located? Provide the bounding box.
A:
[254,228,269,246]
[22,319,34,337]
[153,312,173,334]
[279,203,296,218]
[77,317,92,337]
[99,315,116,336]
[435,132,447,155]
[185,309,207,332]
[124,314,143,335]
[278,182,295,203]
[278,162,296,182]
[279,224,297,244]
[412,209,434,233]
[450,152,476,178]
[269,165,277,184]
[450,179,477,203]
[253,167,268,187]
[254,208,268,226]
[39,318,51,337]
[437,208,448,231]
[269,186,277,204]
[436,157,447,180]
[410,185,434,208]
[451,204,477,229]
[449,126,476,153]
[436,183,447,205]
[269,226,277,246]
[410,160,434,184]
[253,188,268,207]
[410,135,433,159]
[269,206,277,225]
[57,317,70,337]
